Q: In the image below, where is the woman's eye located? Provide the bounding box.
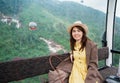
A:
[78,30,81,32]
[72,30,76,32]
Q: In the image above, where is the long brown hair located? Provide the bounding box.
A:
[70,26,88,51]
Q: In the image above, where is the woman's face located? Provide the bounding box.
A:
[72,27,83,42]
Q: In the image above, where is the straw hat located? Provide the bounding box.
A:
[67,21,88,34]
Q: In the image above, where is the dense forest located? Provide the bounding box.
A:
[0,0,120,82]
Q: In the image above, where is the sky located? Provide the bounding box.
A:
[59,0,120,17]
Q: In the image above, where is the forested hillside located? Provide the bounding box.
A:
[0,0,120,62]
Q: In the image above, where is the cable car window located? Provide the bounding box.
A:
[113,0,120,66]
[0,0,107,61]
[0,0,108,82]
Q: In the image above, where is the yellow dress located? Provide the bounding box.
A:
[69,43,87,83]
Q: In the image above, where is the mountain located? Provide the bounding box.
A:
[18,0,106,45]
[0,0,120,62]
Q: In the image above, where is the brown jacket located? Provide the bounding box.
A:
[85,39,104,83]
[57,39,104,83]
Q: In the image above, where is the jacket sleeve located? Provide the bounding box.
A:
[88,44,98,69]
[85,44,104,83]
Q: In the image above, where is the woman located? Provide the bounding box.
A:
[49,21,104,83]
[68,21,104,83]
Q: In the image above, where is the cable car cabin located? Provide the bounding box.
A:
[29,22,37,30]
[0,0,120,83]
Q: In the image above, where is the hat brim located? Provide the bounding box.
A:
[67,23,88,34]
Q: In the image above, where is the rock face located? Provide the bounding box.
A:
[40,37,66,53]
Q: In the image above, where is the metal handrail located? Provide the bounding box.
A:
[111,49,120,54]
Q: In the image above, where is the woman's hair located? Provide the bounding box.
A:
[70,26,88,51]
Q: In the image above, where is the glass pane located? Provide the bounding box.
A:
[0,0,108,83]
[0,0,107,62]
[113,0,120,66]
